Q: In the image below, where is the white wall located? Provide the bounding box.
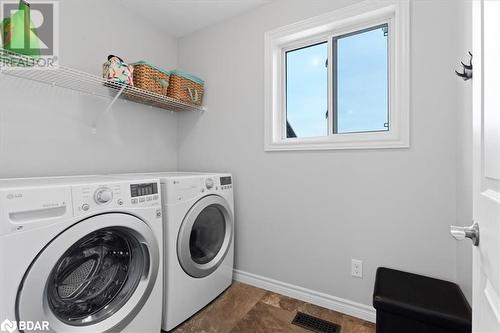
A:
[0,0,178,178]
[177,0,470,307]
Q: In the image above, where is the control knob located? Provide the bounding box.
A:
[205,178,214,190]
[94,187,113,205]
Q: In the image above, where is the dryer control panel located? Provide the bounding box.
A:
[164,174,233,204]
[72,179,161,216]
[219,176,233,190]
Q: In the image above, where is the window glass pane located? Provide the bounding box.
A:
[286,42,328,138]
[335,25,388,134]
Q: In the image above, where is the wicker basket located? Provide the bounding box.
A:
[167,70,204,106]
[131,62,170,96]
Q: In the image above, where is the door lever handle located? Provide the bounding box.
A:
[450,222,479,246]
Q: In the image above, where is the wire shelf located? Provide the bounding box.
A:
[0,48,205,112]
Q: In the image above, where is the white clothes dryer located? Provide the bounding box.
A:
[111,172,234,331]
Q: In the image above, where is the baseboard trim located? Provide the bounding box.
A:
[233,269,376,323]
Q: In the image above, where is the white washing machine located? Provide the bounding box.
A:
[0,175,164,333]
[111,172,234,331]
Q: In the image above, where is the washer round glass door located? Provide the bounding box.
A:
[177,195,233,278]
[17,213,160,332]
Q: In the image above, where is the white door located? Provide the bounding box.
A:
[177,195,233,278]
[472,1,500,331]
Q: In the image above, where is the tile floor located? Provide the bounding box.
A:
[172,282,375,333]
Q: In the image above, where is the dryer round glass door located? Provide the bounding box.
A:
[17,213,160,332]
[177,195,233,278]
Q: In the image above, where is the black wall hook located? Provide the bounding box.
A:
[456,51,473,80]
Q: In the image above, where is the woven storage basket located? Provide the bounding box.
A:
[131,61,170,96]
[167,70,204,106]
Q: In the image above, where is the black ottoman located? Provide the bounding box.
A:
[373,267,471,333]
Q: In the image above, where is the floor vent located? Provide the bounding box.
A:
[291,312,342,333]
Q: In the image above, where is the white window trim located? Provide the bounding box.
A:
[264,0,410,151]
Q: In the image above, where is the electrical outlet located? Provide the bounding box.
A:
[351,259,363,278]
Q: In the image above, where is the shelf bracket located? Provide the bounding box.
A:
[92,84,127,133]
[105,84,127,113]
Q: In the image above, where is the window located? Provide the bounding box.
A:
[264,1,410,150]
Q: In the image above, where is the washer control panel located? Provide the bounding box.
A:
[130,182,159,205]
[94,187,113,205]
[72,179,161,216]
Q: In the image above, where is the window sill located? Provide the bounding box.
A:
[264,132,410,151]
